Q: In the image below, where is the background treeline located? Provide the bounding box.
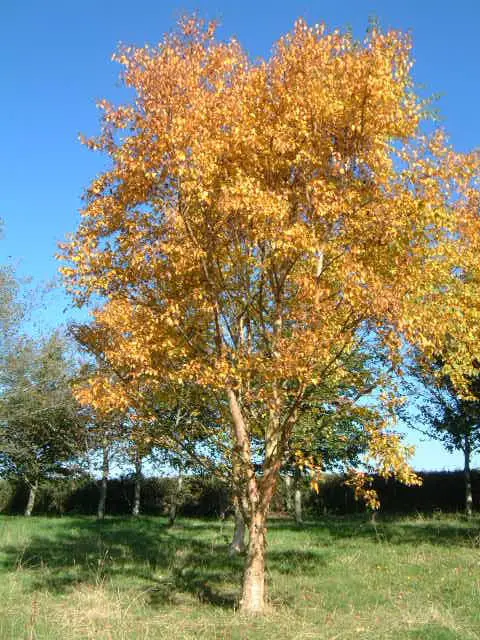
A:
[2,220,480,524]
[1,470,477,517]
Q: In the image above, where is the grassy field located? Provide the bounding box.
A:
[0,513,480,639]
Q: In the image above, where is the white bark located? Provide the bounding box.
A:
[168,474,183,526]
[294,485,303,525]
[24,479,38,517]
[464,436,473,517]
[132,453,142,517]
[97,445,109,520]
[229,498,247,555]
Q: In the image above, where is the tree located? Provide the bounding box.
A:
[283,346,380,523]
[401,356,480,517]
[128,440,145,517]
[74,369,128,520]
[0,225,24,357]
[123,418,159,517]
[434,389,480,517]
[90,416,124,520]
[0,266,22,351]
[72,337,229,521]
[0,332,85,515]
[284,403,372,524]
[60,18,480,613]
[273,351,371,524]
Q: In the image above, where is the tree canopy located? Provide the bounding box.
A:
[0,332,85,514]
[60,17,480,613]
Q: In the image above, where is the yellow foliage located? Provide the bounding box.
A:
[60,17,480,510]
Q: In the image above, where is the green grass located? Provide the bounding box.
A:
[1,513,480,639]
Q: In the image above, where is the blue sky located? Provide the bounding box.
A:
[1,0,479,471]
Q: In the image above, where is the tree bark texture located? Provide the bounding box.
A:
[227,387,284,614]
[168,473,183,526]
[284,475,293,514]
[464,436,473,517]
[97,445,109,520]
[240,509,267,614]
[24,479,38,517]
[229,497,247,555]
[132,452,142,517]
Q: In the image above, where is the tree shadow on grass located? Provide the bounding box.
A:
[0,516,325,609]
[268,514,480,548]
[3,514,475,611]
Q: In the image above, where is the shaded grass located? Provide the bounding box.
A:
[0,513,480,638]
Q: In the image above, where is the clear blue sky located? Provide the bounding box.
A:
[1,0,479,471]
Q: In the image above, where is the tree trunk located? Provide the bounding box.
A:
[240,509,267,614]
[168,473,183,526]
[284,475,293,514]
[24,479,38,517]
[294,485,303,525]
[97,445,109,520]
[229,497,247,555]
[227,387,283,615]
[132,451,142,517]
[464,436,473,517]
[239,432,282,614]
[294,470,303,525]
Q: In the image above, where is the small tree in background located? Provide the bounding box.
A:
[0,269,23,354]
[283,347,379,523]
[0,332,85,515]
[0,222,25,364]
[402,355,480,517]
[73,392,127,520]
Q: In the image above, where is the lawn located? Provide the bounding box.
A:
[0,513,479,639]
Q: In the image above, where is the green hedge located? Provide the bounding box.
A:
[0,470,476,516]
[305,470,478,515]
[0,475,231,517]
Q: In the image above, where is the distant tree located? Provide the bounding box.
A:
[278,347,380,524]
[74,398,126,520]
[284,402,372,524]
[0,228,24,356]
[122,418,160,517]
[402,357,480,517]
[92,418,124,520]
[0,268,22,348]
[129,441,144,517]
[437,393,480,517]
[0,332,85,515]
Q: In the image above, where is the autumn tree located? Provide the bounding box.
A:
[61,18,480,613]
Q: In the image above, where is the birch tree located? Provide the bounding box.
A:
[61,18,480,613]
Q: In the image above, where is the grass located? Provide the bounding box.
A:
[0,513,480,639]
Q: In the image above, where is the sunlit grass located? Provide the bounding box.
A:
[0,513,479,639]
